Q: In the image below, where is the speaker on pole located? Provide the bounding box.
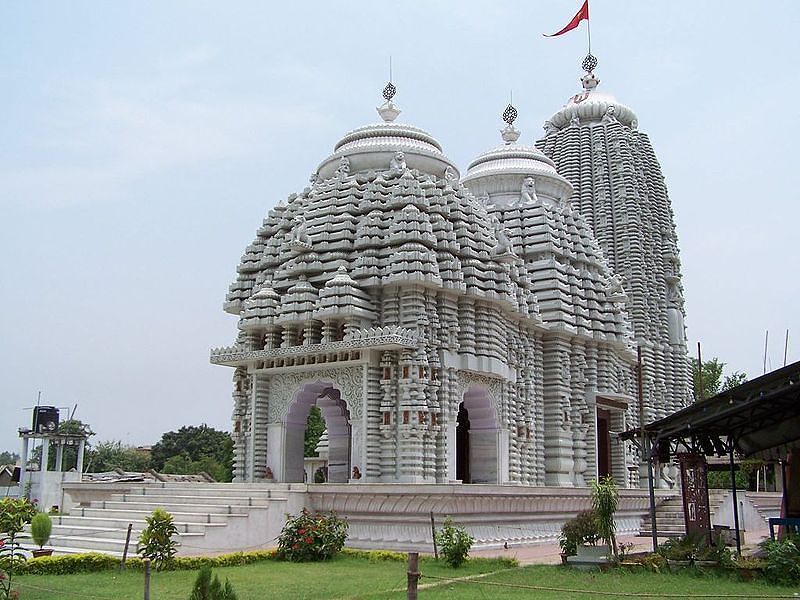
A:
[33,406,60,434]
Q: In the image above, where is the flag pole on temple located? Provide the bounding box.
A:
[544,0,595,72]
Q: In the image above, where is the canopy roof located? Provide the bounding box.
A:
[621,361,800,460]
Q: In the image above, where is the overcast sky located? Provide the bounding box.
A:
[1,1,798,453]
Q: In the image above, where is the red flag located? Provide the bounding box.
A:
[544,0,589,37]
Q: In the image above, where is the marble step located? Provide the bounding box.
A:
[53,514,228,531]
[84,501,252,515]
[73,507,248,524]
[106,493,279,507]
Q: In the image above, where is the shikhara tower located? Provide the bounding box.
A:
[212,66,689,488]
[536,65,691,421]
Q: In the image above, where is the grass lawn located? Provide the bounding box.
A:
[13,556,799,600]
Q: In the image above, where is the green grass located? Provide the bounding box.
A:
[12,556,799,600]
[11,555,508,600]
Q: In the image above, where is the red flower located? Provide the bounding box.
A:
[292,543,300,550]
[304,537,313,544]
[298,529,306,534]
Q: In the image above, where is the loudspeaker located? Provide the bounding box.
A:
[33,406,59,434]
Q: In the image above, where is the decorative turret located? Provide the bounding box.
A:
[313,266,377,341]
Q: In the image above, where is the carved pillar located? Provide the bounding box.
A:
[542,337,575,486]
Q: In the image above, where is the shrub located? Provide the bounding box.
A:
[138,508,179,570]
[591,476,619,557]
[435,516,473,568]
[761,536,800,586]
[189,565,238,600]
[30,513,52,549]
[559,510,600,556]
[276,509,348,562]
[0,497,37,600]
[657,535,697,561]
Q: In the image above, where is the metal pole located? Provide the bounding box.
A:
[430,512,438,560]
[143,558,151,600]
[647,439,658,552]
[120,523,133,571]
[406,552,419,600]
[764,330,769,374]
[784,329,789,367]
[729,445,742,556]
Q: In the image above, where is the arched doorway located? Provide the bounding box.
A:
[455,386,501,484]
[283,383,351,483]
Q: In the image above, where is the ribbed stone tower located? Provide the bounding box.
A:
[536,65,691,421]
[212,86,641,487]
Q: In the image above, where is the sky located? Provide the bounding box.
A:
[1,1,798,453]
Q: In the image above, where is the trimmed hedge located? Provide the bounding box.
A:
[14,547,516,576]
[14,550,277,575]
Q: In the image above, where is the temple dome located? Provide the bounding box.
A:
[316,121,459,180]
[545,71,638,132]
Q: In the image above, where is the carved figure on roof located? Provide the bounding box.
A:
[543,120,558,136]
[491,216,514,257]
[289,215,312,250]
[390,151,408,176]
[335,156,351,176]
[520,177,538,205]
[309,172,320,185]
[630,118,638,130]
[601,105,619,125]
[443,165,458,183]
[569,111,581,128]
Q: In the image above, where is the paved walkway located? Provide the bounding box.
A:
[470,530,771,565]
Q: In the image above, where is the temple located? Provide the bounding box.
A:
[211,63,690,488]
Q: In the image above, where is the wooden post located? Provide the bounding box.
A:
[120,523,133,571]
[430,511,438,560]
[143,558,151,600]
[406,552,420,600]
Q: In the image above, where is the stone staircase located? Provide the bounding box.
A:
[19,482,306,557]
[745,491,783,526]
[639,489,729,538]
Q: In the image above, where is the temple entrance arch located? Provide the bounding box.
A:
[455,386,503,484]
[281,382,351,483]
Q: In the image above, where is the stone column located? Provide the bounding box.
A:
[41,438,50,472]
[55,441,64,472]
[76,439,86,473]
[19,436,29,493]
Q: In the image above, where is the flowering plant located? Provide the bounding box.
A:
[276,509,348,562]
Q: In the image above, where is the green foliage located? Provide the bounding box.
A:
[138,508,179,570]
[30,513,52,549]
[435,516,474,568]
[304,406,325,458]
[590,476,619,556]
[691,358,747,401]
[190,566,238,600]
[21,552,118,574]
[86,441,151,473]
[151,425,233,482]
[722,371,747,391]
[0,498,37,600]
[559,510,600,556]
[276,509,348,562]
[760,536,800,586]
[0,499,37,539]
[0,452,18,466]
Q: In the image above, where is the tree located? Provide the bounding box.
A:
[86,441,151,473]
[304,406,325,457]
[0,452,19,465]
[150,425,233,482]
[691,358,747,401]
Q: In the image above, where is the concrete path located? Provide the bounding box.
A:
[469,530,771,565]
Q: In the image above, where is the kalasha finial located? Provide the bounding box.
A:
[501,102,521,144]
[582,53,598,73]
[383,81,397,101]
[502,103,518,126]
[377,81,401,122]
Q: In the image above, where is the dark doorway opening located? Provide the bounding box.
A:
[597,407,612,478]
[456,402,470,483]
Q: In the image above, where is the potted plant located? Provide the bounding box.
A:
[591,476,619,559]
[560,510,600,561]
[30,512,53,557]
